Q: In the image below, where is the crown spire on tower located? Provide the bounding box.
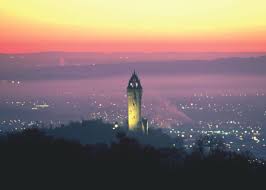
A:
[127,70,142,89]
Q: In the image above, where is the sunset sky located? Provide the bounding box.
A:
[1,0,266,53]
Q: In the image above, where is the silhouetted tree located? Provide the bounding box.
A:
[0,127,265,189]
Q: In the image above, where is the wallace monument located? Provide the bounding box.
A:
[127,71,148,134]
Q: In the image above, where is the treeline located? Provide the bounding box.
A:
[0,127,265,189]
[45,119,184,148]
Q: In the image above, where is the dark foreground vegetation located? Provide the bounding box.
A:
[0,128,265,189]
[45,119,184,148]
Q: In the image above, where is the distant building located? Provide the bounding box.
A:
[127,71,148,134]
[141,118,149,135]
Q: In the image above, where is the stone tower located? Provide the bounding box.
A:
[127,71,143,131]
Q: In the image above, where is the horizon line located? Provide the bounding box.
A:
[1,51,266,55]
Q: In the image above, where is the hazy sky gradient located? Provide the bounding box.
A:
[1,0,266,52]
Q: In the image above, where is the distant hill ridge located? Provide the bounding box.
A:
[1,53,266,80]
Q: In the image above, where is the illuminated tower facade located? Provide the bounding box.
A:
[127,71,143,131]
